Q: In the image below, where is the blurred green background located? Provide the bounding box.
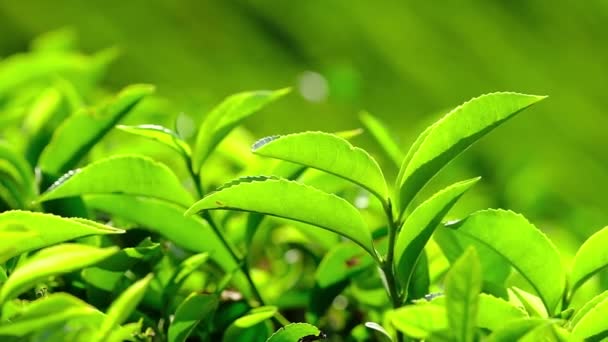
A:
[1,0,607,248]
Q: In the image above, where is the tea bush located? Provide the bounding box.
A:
[1,33,608,342]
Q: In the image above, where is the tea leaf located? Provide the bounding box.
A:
[39,155,193,206]
[445,247,482,342]
[571,295,608,340]
[186,177,378,261]
[0,210,123,262]
[570,290,608,327]
[39,84,154,175]
[192,88,289,171]
[96,273,154,341]
[223,306,277,342]
[487,318,553,342]
[266,323,322,342]
[445,209,565,314]
[391,303,447,339]
[395,92,546,216]
[394,177,479,294]
[570,226,608,293]
[0,244,118,303]
[477,294,527,331]
[0,293,104,337]
[168,293,219,342]
[117,124,191,157]
[252,131,388,203]
[315,243,375,288]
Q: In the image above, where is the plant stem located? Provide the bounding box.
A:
[188,160,289,326]
[383,201,404,342]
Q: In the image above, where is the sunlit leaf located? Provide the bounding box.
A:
[96,273,154,341]
[252,131,388,203]
[444,209,565,314]
[571,295,608,340]
[266,323,323,342]
[185,177,379,261]
[38,84,154,175]
[223,306,277,342]
[168,293,218,342]
[391,303,447,339]
[395,92,546,215]
[570,290,608,328]
[0,244,118,303]
[0,210,122,261]
[359,111,404,167]
[39,155,193,206]
[192,88,289,171]
[117,124,191,157]
[394,177,479,295]
[444,247,482,342]
[570,226,608,293]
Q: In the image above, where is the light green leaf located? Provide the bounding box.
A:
[38,84,154,175]
[97,273,154,341]
[394,177,479,295]
[0,229,37,263]
[117,124,191,157]
[445,209,565,314]
[39,155,193,206]
[0,293,104,338]
[359,111,404,167]
[488,318,553,342]
[252,131,388,203]
[168,293,219,342]
[391,303,447,339]
[0,142,35,197]
[0,210,123,260]
[570,290,608,328]
[266,323,322,342]
[445,247,482,342]
[364,322,392,342]
[510,287,548,318]
[571,295,608,340]
[192,88,289,171]
[396,92,546,215]
[477,294,527,331]
[570,226,608,294]
[315,243,375,288]
[83,195,239,281]
[223,306,277,342]
[519,322,569,342]
[185,177,379,261]
[0,244,118,303]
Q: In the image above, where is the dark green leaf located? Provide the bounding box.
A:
[168,293,219,342]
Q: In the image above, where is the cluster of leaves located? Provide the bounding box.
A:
[1,32,608,342]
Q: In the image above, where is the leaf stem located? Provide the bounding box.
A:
[382,200,404,342]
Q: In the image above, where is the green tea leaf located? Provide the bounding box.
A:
[0,293,104,338]
[315,243,375,288]
[359,111,404,167]
[510,287,548,318]
[38,84,154,175]
[571,295,608,340]
[570,226,608,293]
[445,247,482,342]
[117,124,191,157]
[395,92,546,215]
[445,209,565,314]
[0,210,123,263]
[519,322,569,342]
[266,323,322,342]
[39,155,193,206]
[185,177,379,261]
[97,273,154,341]
[487,318,552,342]
[477,294,527,331]
[0,229,37,263]
[223,306,277,342]
[394,177,479,295]
[192,88,289,171]
[252,132,388,203]
[0,142,35,198]
[168,293,219,342]
[163,253,210,307]
[84,195,239,281]
[0,244,118,303]
[570,290,608,328]
[391,303,447,339]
